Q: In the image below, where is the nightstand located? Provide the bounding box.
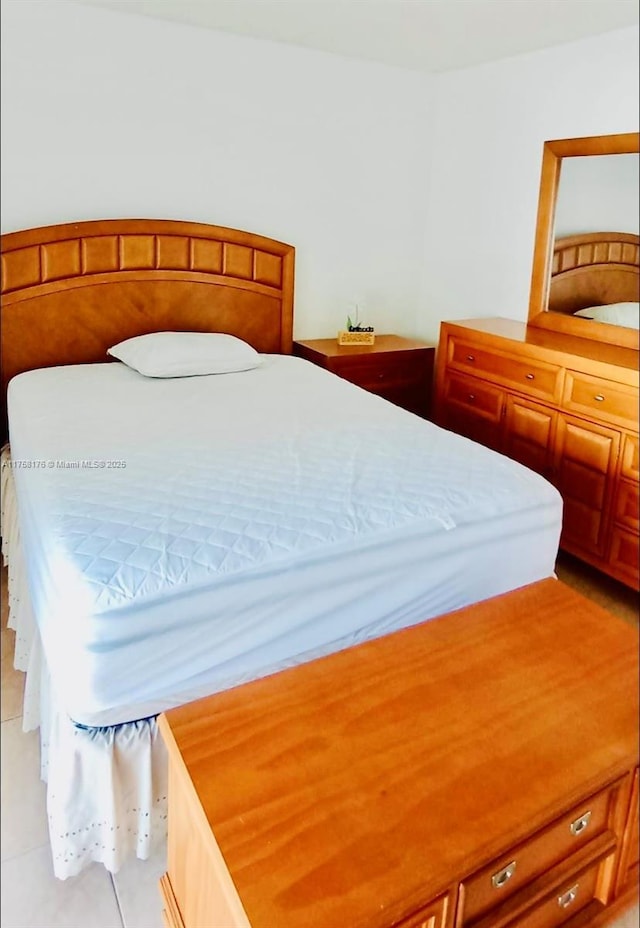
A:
[293,334,435,418]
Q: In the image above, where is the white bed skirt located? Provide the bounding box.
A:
[1,446,168,879]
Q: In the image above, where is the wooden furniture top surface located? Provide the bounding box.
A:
[440,317,640,385]
[159,579,639,928]
[0,218,295,443]
[294,334,434,359]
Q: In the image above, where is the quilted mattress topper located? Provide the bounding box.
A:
[7,355,562,724]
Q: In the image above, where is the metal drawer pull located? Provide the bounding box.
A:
[466,354,475,362]
[525,373,535,380]
[570,810,591,835]
[557,884,579,909]
[468,394,476,402]
[491,861,516,889]
[594,394,605,402]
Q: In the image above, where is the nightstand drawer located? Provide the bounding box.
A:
[563,372,638,428]
[293,336,435,418]
[336,354,427,390]
[460,784,615,924]
[448,338,562,402]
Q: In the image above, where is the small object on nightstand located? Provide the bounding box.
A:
[337,329,375,346]
[338,308,375,345]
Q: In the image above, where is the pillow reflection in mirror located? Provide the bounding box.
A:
[574,302,640,330]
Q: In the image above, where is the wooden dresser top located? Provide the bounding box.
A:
[159,580,639,928]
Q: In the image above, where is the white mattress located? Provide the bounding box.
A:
[7,355,562,727]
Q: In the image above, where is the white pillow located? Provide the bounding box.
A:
[107,332,261,377]
[574,302,639,329]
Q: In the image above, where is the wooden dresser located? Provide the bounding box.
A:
[158,580,639,928]
[435,318,640,589]
[293,335,435,418]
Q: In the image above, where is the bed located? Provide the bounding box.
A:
[549,231,639,328]
[0,218,563,879]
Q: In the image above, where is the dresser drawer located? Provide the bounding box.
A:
[563,372,638,428]
[460,784,615,923]
[443,372,504,422]
[395,893,449,928]
[510,857,603,928]
[447,338,562,402]
[615,481,640,532]
[608,526,640,587]
[620,433,640,482]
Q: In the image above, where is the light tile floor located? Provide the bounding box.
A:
[1,560,638,928]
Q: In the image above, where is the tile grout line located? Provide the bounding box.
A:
[0,838,52,867]
[109,872,127,928]
[1,712,48,869]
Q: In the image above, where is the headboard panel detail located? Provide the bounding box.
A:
[552,233,639,277]
[2,228,288,294]
[549,231,639,316]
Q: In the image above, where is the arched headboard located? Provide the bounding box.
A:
[0,218,295,442]
[549,231,639,315]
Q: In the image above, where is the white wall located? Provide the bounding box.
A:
[0,0,433,339]
[419,26,639,344]
[2,4,638,347]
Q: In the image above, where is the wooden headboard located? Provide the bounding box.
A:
[549,231,639,315]
[0,218,295,442]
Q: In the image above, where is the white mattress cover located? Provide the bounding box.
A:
[7,355,563,727]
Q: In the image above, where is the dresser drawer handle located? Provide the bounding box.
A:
[468,394,476,402]
[557,884,579,909]
[525,373,535,380]
[569,811,591,836]
[594,394,605,402]
[491,861,516,889]
[466,355,475,362]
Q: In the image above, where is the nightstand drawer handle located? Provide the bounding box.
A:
[466,354,475,362]
[569,811,591,836]
[557,884,579,909]
[594,394,605,402]
[491,861,516,889]
[468,394,476,402]
[525,373,535,380]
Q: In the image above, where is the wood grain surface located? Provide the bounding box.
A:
[160,579,639,928]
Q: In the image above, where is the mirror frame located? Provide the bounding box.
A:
[528,131,639,351]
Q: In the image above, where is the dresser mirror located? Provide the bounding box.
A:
[528,132,639,351]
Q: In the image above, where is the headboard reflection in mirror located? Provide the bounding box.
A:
[528,132,639,351]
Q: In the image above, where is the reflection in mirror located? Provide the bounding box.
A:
[554,154,638,238]
[528,132,639,351]
[550,153,639,329]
